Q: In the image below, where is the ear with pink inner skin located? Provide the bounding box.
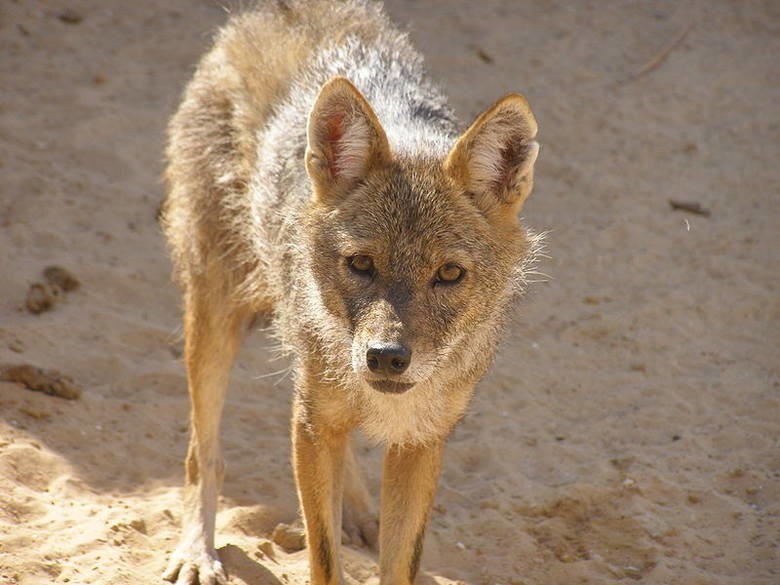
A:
[305,76,391,201]
[445,94,539,216]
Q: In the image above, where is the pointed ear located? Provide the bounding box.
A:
[305,77,391,201]
[445,94,539,214]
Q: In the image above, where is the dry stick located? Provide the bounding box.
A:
[629,23,693,82]
[668,199,711,217]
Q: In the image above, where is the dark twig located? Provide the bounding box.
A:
[668,199,711,217]
[628,23,693,82]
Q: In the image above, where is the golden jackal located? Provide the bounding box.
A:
[161,1,540,583]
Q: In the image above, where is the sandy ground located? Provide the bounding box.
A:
[0,1,778,584]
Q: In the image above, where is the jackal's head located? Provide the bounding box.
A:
[303,78,539,394]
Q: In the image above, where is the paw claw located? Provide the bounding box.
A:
[163,546,227,585]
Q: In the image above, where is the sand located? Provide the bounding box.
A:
[0,1,778,584]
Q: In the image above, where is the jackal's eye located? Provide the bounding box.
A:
[348,255,374,275]
[436,263,464,284]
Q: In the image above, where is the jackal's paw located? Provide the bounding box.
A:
[342,506,379,549]
[162,544,227,585]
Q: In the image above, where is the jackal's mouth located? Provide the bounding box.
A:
[366,379,416,394]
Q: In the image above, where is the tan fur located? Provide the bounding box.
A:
[161,2,540,584]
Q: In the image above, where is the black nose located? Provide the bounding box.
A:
[366,343,411,376]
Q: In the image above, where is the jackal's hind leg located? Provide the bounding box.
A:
[342,437,379,549]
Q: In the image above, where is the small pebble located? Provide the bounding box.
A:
[58,9,83,25]
[8,339,25,353]
[43,265,80,291]
[476,48,494,64]
[271,521,306,552]
[26,282,62,314]
[256,539,275,560]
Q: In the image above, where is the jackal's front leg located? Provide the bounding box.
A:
[378,441,444,585]
[292,395,349,585]
[163,293,245,585]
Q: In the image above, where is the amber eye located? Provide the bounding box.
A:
[349,255,374,274]
[436,263,464,284]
